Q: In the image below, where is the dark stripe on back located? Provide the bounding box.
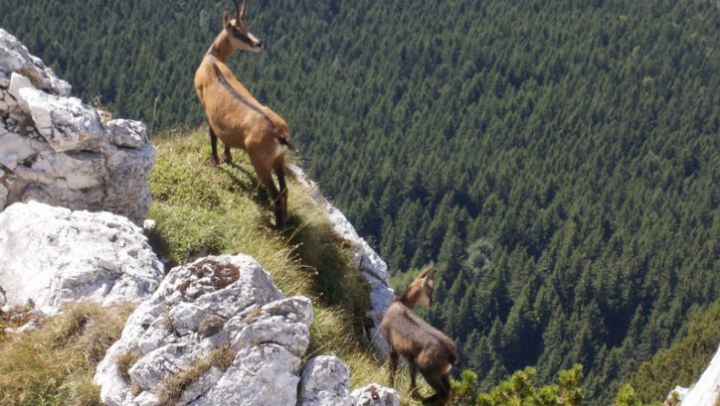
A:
[211,63,278,129]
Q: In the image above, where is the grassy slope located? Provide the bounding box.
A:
[147,128,438,404]
[0,127,433,405]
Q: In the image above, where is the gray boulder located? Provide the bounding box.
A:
[0,201,164,314]
[0,28,154,224]
[350,383,401,406]
[94,255,313,406]
[300,355,352,406]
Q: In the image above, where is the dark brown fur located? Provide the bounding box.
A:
[381,267,458,405]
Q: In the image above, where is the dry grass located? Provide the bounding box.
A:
[0,302,134,406]
[116,350,141,383]
[156,344,235,406]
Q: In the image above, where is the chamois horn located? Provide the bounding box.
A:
[234,0,247,21]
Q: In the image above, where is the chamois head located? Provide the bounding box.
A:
[223,0,263,52]
[401,266,437,309]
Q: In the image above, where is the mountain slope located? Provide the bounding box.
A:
[3,1,720,403]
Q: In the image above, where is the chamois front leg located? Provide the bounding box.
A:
[388,348,399,388]
[421,372,451,406]
[208,125,221,166]
[208,125,232,165]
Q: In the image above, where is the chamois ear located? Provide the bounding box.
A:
[417,265,433,279]
[420,266,437,288]
[223,10,231,27]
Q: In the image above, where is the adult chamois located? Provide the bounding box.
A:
[194,0,293,229]
[381,266,458,405]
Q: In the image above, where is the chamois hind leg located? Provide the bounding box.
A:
[222,143,232,163]
[409,363,421,399]
[273,158,288,227]
[251,156,284,230]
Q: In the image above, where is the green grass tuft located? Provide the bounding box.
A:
[156,344,235,406]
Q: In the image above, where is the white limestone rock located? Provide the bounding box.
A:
[108,119,148,149]
[95,255,313,406]
[291,164,394,356]
[0,71,10,88]
[8,72,33,115]
[350,383,400,406]
[193,344,301,406]
[0,201,164,314]
[0,28,154,224]
[13,79,103,144]
[0,285,6,309]
[0,183,7,211]
[0,29,71,96]
[299,355,352,406]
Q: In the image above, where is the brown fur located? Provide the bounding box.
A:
[194,0,292,229]
[381,267,458,405]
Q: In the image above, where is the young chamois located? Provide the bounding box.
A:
[381,266,458,405]
[194,0,293,229]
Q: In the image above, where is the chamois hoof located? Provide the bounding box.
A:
[222,153,233,164]
[206,157,222,167]
[422,394,448,406]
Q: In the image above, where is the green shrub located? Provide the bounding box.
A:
[477,364,582,406]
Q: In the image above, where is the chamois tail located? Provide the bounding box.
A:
[277,134,296,151]
[442,340,459,369]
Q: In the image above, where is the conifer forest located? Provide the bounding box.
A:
[2,0,720,403]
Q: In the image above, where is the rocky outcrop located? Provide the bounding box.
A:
[94,255,314,406]
[0,28,154,224]
[300,355,352,406]
[292,165,395,356]
[0,201,164,314]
